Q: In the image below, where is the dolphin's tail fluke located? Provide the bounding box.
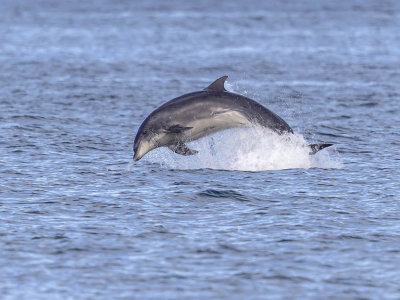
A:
[309,143,333,154]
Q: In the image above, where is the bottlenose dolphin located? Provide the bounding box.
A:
[133,76,332,161]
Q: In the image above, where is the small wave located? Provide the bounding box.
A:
[196,189,250,202]
[143,128,342,171]
[11,114,47,120]
[359,102,378,107]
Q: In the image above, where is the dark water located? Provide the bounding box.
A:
[1,0,400,298]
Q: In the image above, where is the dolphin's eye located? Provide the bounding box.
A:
[143,130,148,135]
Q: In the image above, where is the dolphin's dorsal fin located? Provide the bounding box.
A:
[205,76,228,92]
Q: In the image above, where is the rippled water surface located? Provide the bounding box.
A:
[1,0,400,298]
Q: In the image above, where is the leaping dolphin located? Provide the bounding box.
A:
[133,76,332,161]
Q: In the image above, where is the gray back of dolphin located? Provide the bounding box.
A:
[152,89,293,134]
[133,76,332,161]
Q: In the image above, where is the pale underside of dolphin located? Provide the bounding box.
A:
[133,76,332,161]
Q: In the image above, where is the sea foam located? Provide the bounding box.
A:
[143,127,342,171]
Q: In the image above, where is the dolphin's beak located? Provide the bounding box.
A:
[133,139,158,162]
[132,141,149,162]
[133,152,141,162]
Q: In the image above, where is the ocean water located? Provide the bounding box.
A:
[1,0,400,298]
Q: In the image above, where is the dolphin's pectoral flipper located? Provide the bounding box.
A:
[164,125,193,134]
[309,143,333,154]
[168,142,198,156]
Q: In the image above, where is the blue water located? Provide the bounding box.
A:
[1,0,400,298]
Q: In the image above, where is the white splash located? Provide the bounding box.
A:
[143,127,342,171]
